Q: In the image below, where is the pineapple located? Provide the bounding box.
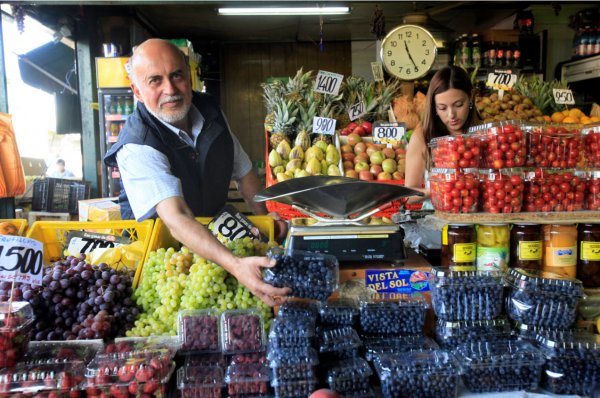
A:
[285,68,314,104]
[262,79,285,132]
[311,93,343,146]
[374,79,402,121]
[269,99,298,149]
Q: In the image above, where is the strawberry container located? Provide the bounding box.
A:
[106,335,180,359]
[429,168,480,213]
[523,168,586,212]
[526,123,583,168]
[469,120,526,169]
[221,309,266,355]
[0,361,86,398]
[24,340,103,365]
[0,301,34,367]
[479,169,524,213]
[429,134,481,168]
[582,123,600,167]
[177,365,224,398]
[177,308,221,354]
[224,363,270,397]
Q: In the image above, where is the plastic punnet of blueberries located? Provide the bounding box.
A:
[318,297,359,327]
[363,335,439,362]
[359,293,429,335]
[434,317,512,349]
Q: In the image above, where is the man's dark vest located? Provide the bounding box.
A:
[104,92,233,220]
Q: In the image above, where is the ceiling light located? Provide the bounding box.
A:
[218,6,351,16]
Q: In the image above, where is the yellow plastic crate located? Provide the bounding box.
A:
[0,219,28,236]
[139,216,275,287]
[26,220,154,269]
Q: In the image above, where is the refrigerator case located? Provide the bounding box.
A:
[98,88,134,198]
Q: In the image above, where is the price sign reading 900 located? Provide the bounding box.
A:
[0,235,43,286]
[553,89,575,105]
[372,122,405,145]
[313,116,337,135]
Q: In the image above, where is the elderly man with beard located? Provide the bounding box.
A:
[104,38,290,306]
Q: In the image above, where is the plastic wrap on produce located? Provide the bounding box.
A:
[400,217,442,252]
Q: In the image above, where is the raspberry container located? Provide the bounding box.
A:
[454,340,545,393]
[267,345,318,381]
[265,248,339,301]
[177,365,224,398]
[582,122,600,167]
[0,301,33,367]
[318,297,359,326]
[228,351,267,365]
[363,335,439,362]
[429,168,480,213]
[221,309,266,354]
[224,363,270,397]
[271,378,317,398]
[184,352,226,368]
[177,308,221,353]
[359,293,429,335]
[505,268,584,328]
[375,349,460,398]
[24,340,103,365]
[429,267,504,321]
[526,123,583,168]
[479,168,524,213]
[316,326,362,361]
[434,317,512,349]
[324,357,373,396]
[429,134,481,168]
[0,361,86,397]
[535,331,600,396]
[268,315,315,348]
[469,120,527,169]
[585,170,600,210]
[85,354,175,398]
[277,299,318,324]
[522,168,586,212]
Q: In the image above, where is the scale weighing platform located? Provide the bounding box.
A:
[255,176,422,262]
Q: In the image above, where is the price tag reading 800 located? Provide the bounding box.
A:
[553,89,575,105]
[0,235,43,286]
[486,72,517,91]
[372,122,405,145]
[313,116,337,135]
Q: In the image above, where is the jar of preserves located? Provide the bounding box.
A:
[543,224,577,278]
[510,223,542,270]
[476,224,510,272]
[441,224,476,270]
[577,223,600,287]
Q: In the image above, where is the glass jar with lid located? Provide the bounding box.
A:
[510,223,542,270]
[476,224,510,272]
[577,223,600,287]
[441,224,476,270]
[542,224,577,278]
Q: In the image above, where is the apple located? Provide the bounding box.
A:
[361,121,373,135]
[395,148,406,157]
[382,147,396,159]
[370,151,385,165]
[353,126,367,136]
[354,142,367,155]
[392,171,404,180]
[354,152,369,164]
[382,158,397,173]
[347,133,362,147]
[370,164,383,176]
[355,161,369,172]
[345,169,358,178]
[343,160,354,170]
[359,170,374,180]
[346,122,358,131]
[340,144,353,153]
[377,171,392,180]
[366,145,378,157]
[342,152,355,162]
[340,128,351,136]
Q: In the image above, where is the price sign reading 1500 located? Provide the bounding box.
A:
[0,235,43,286]
[553,89,575,105]
[372,122,405,144]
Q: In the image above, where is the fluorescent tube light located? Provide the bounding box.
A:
[218,6,351,16]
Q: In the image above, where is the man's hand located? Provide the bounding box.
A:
[229,256,291,306]
[269,212,289,243]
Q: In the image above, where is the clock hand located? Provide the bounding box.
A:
[404,40,417,69]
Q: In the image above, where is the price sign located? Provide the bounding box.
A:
[348,100,366,121]
[313,116,337,135]
[66,231,129,256]
[371,62,384,82]
[372,122,405,145]
[0,235,43,286]
[553,89,575,105]
[208,205,266,244]
[314,70,343,96]
[486,72,517,91]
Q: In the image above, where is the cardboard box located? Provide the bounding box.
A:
[79,198,120,222]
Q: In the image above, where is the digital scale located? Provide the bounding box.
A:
[254,176,422,262]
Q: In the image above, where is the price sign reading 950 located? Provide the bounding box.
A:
[553,89,575,105]
[314,70,344,96]
[0,235,43,286]
[313,116,337,135]
[372,122,405,145]
[486,72,517,91]
[348,101,366,121]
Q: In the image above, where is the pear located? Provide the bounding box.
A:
[289,146,304,161]
[295,169,311,178]
[276,140,291,160]
[268,150,283,168]
[325,145,340,165]
[286,159,302,172]
[272,165,285,175]
[327,164,341,176]
[294,130,311,151]
[321,160,328,174]
[276,172,291,182]
[305,147,324,162]
[305,158,322,175]
[285,170,295,178]
[315,140,328,153]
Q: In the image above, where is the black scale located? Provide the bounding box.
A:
[254,176,422,262]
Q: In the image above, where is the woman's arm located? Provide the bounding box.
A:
[404,126,429,203]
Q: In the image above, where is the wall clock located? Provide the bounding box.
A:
[380,24,438,80]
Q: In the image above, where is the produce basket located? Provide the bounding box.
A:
[0,218,28,236]
[32,177,91,214]
[26,220,154,283]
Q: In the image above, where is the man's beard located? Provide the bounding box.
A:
[155,95,191,124]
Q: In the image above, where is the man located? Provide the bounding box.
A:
[104,39,289,305]
[48,158,75,178]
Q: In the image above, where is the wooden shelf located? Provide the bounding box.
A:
[429,211,600,225]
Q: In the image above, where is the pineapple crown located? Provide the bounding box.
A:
[273,99,299,134]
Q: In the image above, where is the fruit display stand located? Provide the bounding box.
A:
[431,210,600,225]
[0,218,28,235]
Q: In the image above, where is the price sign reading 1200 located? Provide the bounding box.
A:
[372,122,405,145]
[314,70,344,96]
[0,235,43,286]
[313,116,337,135]
[553,89,575,105]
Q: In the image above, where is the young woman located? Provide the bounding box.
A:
[405,66,481,203]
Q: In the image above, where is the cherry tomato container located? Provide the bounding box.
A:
[523,168,586,212]
[429,134,481,168]
[430,168,480,213]
[0,301,34,368]
[0,361,86,398]
[585,170,600,211]
[479,169,525,213]
[469,120,526,169]
[582,123,600,167]
[526,123,583,168]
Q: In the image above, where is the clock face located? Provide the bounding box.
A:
[380,25,438,80]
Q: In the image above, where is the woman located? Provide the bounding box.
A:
[405,66,481,203]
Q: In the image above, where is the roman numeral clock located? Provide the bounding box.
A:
[380,24,438,80]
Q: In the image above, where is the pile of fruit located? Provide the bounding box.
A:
[0,221,18,235]
[339,133,405,181]
[129,237,274,337]
[549,108,600,125]
[475,92,545,123]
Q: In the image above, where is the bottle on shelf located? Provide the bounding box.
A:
[488,41,497,68]
[459,34,471,68]
[471,34,481,68]
[594,27,600,55]
[124,97,134,115]
[512,42,521,68]
[504,42,513,69]
[115,96,124,115]
[496,42,505,68]
[108,95,117,114]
